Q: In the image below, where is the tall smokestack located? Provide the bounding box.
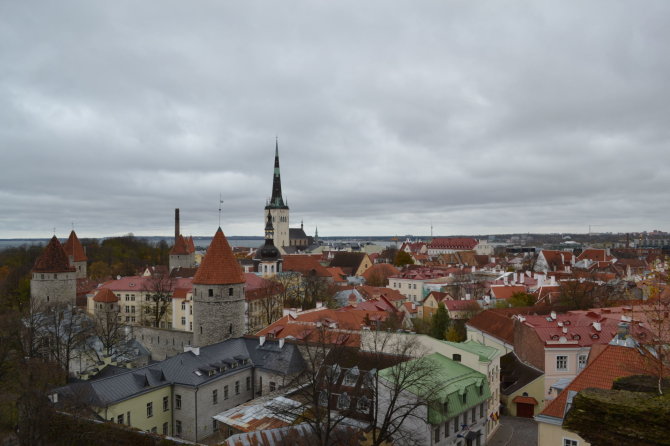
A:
[175,208,180,243]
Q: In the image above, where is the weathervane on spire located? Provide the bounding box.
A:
[218,193,224,227]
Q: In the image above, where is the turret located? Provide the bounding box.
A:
[31,236,76,307]
[192,227,246,346]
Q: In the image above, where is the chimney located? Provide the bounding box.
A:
[175,208,180,243]
[550,311,557,320]
[593,322,602,332]
[259,336,266,346]
[279,338,285,349]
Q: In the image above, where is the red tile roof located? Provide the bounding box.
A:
[171,288,191,299]
[186,236,196,253]
[466,309,516,345]
[428,237,478,250]
[170,235,190,255]
[444,299,480,312]
[33,236,76,273]
[193,228,245,285]
[490,285,528,300]
[540,250,574,270]
[361,263,400,283]
[282,255,331,278]
[63,230,87,262]
[512,395,538,405]
[576,249,614,263]
[540,344,652,419]
[93,288,119,303]
[326,267,348,283]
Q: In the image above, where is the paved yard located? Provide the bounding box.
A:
[487,416,537,446]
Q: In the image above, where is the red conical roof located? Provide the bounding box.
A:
[63,230,88,262]
[33,236,76,273]
[193,228,245,285]
[93,288,119,303]
[186,236,196,254]
[170,235,190,255]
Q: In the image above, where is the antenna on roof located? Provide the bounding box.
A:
[218,193,224,227]
[53,227,56,236]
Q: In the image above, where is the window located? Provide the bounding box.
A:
[181,317,186,326]
[246,376,251,390]
[319,390,328,406]
[127,411,130,425]
[556,355,568,371]
[337,392,350,409]
[125,294,130,301]
[269,381,276,392]
[452,353,461,362]
[131,294,135,301]
[175,420,182,437]
[224,385,229,399]
[208,289,213,297]
[125,306,130,313]
[131,316,136,322]
[162,422,168,435]
[145,294,150,301]
[175,394,181,409]
[131,306,135,313]
[213,389,218,404]
[434,426,440,443]
[150,427,157,433]
[117,414,124,424]
[357,396,370,412]
[235,381,240,394]
[213,419,218,431]
[163,396,169,411]
[563,440,578,446]
[146,402,153,418]
[461,392,467,404]
[181,302,186,310]
[578,354,587,369]
[228,287,234,296]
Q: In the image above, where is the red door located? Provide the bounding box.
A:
[516,402,534,418]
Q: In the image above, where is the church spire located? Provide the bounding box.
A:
[266,138,288,209]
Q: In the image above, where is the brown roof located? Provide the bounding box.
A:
[361,263,400,282]
[282,255,331,277]
[466,309,515,345]
[170,235,190,255]
[33,236,76,273]
[62,230,87,262]
[93,288,119,303]
[192,228,245,285]
[330,252,368,272]
[186,236,196,253]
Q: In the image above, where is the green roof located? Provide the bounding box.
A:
[379,353,491,425]
[441,340,499,362]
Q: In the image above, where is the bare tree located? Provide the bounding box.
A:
[268,327,366,446]
[141,272,175,327]
[633,282,670,395]
[363,330,447,446]
[90,306,131,360]
[40,303,92,375]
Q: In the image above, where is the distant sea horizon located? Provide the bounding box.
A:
[0,235,403,250]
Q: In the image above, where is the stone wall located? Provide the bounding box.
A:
[30,271,76,306]
[132,326,193,361]
[192,283,245,347]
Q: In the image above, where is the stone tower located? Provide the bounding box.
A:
[192,227,246,346]
[31,235,76,307]
[62,230,87,279]
[169,234,195,272]
[264,139,289,249]
[92,288,119,322]
[253,214,283,277]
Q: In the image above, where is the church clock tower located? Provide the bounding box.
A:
[264,139,290,249]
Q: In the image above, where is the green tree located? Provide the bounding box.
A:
[430,302,449,340]
[393,251,414,267]
[508,292,537,307]
[445,324,461,342]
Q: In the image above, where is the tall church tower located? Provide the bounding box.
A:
[264,139,289,249]
[192,227,246,346]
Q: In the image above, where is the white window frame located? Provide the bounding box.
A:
[556,355,568,371]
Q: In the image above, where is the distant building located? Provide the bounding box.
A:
[31,235,76,307]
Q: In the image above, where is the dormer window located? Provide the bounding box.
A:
[461,392,467,404]
[337,392,350,410]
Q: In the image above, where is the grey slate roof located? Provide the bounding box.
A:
[56,337,305,408]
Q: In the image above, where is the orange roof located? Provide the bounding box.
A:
[512,395,538,405]
[170,235,190,255]
[63,230,87,262]
[33,236,76,273]
[362,263,400,282]
[186,236,196,253]
[192,228,245,285]
[93,288,119,303]
[540,344,653,419]
[171,288,191,299]
[282,255,331,277]
[490,285,528,300]
[326,267,348,283]
[576,249,614,263]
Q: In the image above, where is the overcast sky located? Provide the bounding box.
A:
[1,1,669,239]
